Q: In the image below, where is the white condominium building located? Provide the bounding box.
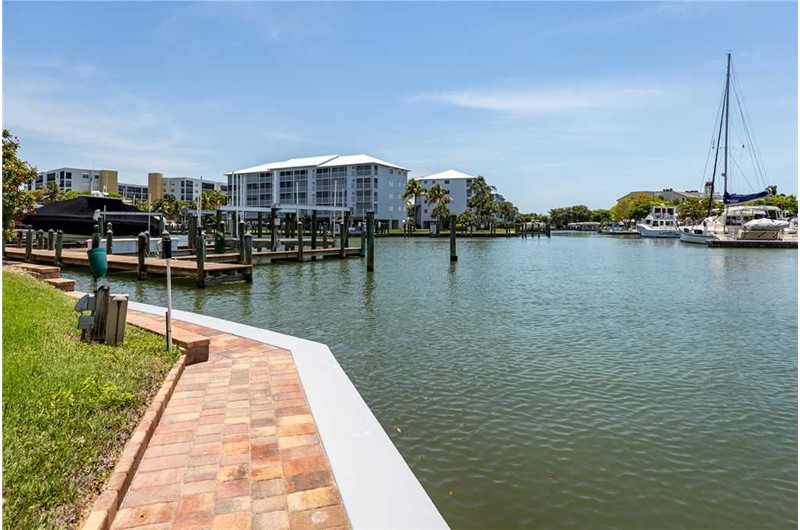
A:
[416,169,507,228]
[147,173,228,202]
[226,154,409,228]
[28,167,119,194]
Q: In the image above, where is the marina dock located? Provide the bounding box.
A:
[707,239,798,248]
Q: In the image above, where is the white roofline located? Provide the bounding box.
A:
[229,154,408,175]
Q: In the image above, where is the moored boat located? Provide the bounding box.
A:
[636,205,681,238]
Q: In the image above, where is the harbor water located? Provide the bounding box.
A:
[70,235,797,529]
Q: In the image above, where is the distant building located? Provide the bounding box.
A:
[147,173,226,202]
[416,169,506,228]
[28,167,118,194]
[227,154,409,228]
[616,189,707,204]
[118,182,148,201]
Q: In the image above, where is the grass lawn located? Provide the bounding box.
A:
[2,271,178,529]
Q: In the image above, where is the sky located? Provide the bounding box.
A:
[3,1,797,213]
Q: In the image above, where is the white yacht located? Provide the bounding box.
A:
[680,205,790,244]
[636,205,681,238]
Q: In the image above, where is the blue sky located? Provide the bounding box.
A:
[4,1,797,213]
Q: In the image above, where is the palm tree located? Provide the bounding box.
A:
[498,201,518,234]
[468,176,495,230]
[40,181,64,204]
[425,183,453,232]
[402,178,426,229]
[458,208,478,235]
[202,189,228,210]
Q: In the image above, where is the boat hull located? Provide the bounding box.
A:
[636,224,681,238]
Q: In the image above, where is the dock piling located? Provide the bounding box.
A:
[196,227,206,288]
[215,221,226,253]
[311,211,317,250]
[55,230,63,265]
[137,232,148,280]
[188,215,197,250]
[343,211,351,248]
[48,228,55,250]
[270,208,278,251]
[25,227,33,261]
[297,223,304,262]
[257,212,264,238]
[238,220,246,261]
[91,225,100,249]
[243,234,253,283]
[37,229,45,250]
[106,223,114,255]
[367,211,375,272]
[450,214,458,262]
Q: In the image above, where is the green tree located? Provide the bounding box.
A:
[425,183,453,230]
[2,130,37,241]
[468,176,496,230]
[591,209,611,224]
[40,181,64,204]
[202,189,228,210]
[498,201,519,232]
[610,193,666,222]
[754,194,798,215]
[458,208,479,234]
[676,197,723,222]
[402,178,427,228]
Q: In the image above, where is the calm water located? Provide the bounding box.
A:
[71,235,797,529]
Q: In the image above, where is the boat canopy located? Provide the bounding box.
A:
[723,191,770,205]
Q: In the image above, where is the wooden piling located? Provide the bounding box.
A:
[322,225,329,249]
[343,211,351,248]
[243,234,253,282]
[48,228,55,250]
[297,223,304,262]
[311,211,317,249]
[257,212,264,238]
[25,227,33,261]
[158,216,166,236]
[546,223,551,237]
[339,221,346,258]
[238,220,246,261]
[366,211,375,272]
[91,225,100,249]
[37,229,45,250]
[137,232,148,280]
[196,228,206,288]
[360,229,366,258]
[450,214,458,262]
[55,230,63,265]
[215,221,226,253]
[271,208,279,251]
[92,286,110,343]
[106,222,114,255]
[188,215,197,250]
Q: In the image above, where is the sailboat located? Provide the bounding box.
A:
[680,53,788,244]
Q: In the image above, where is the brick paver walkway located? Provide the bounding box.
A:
[111,313,350,530]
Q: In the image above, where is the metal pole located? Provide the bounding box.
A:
[162,231,173,352]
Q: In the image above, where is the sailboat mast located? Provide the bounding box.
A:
[706,56,729,217]
[723,52,731,197]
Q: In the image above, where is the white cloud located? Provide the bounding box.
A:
[411,85,665,115]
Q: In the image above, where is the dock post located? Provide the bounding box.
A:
[91,225,100,249]
[238,220,246,261]
[343,211,351,248]
[360,229,366,258]
[243,233,253,283]
[311,211,317,250]
[37,229,45,250]
[546,223,551,238]
[106,223,114,255]
[196,227,206,288]
[322,225,328,249]
[188,215,197,250]
[215,221,226,253]
[137,232,148,280]
[339,220,346,258]
[366,211,375,271]
[25,227,33,261]
[450,214,458,262]
[47,228,55,250]
[297,222,304,261]
[271,208,279,251]
[158,216,165,236]
[257,212,264,238]
[55,230,63,265]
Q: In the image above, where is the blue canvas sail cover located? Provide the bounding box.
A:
[723,191,770,204]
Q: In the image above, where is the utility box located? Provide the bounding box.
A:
[105,294,129,346]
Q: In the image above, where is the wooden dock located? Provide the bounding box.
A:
[707,239,798,248]
[3,248,252,284]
